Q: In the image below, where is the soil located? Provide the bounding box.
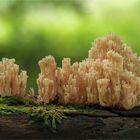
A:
[1,107,140,139]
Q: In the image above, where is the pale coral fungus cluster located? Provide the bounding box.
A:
[37,33,140,110]
[0,58,28,97]
[0,33,140,110]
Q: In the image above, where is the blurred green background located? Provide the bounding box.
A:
[0,0,140,92]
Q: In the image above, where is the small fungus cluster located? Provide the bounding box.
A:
[0,58,28,97]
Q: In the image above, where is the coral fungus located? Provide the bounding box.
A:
[0,58,28,97]
[37,33,140,110]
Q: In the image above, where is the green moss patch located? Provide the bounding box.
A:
[0,96,104,131]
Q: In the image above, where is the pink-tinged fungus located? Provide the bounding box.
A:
[0,58,28,97]
[37,33,140,110]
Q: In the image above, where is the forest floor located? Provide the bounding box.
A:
[0,97,140,139]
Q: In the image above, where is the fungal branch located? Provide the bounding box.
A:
[37,56,57,103]
[37,33,140,110]
[0,58,28,97]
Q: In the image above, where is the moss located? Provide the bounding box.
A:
[0,104,30,115]
[0,96,37,106]
[0,97,104,131]
[29,106,66,132]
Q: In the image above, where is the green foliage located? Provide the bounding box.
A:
[29,107,66,131]
[29,105,103,131]
[0,96,104,131]
[0,104,15,115]
[62,104,104,114]
[0,96,27,106]
[0,96,37,106]
[0,97,34,116]
[0,104,30,116]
